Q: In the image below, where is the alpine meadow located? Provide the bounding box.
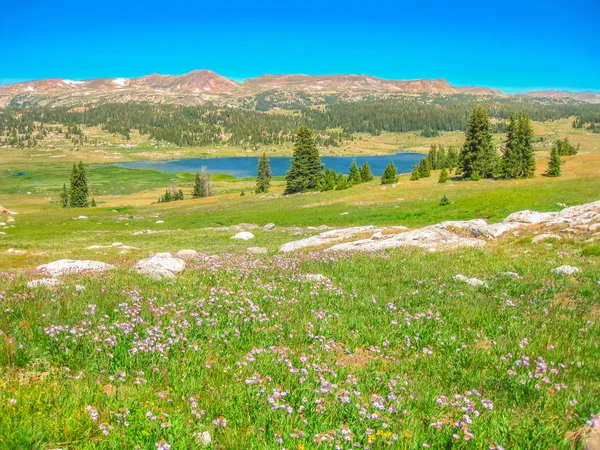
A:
[1,1,600,449]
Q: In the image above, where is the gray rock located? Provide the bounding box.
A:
[453,274,488,287]
[37,259,115,277]
[263,223,276,231]
[27,278,63,288]
[135,253,186,280]
[303,274,327,282]
[231,231,255,240]
[280,226,383,252]
[552,265,580,276]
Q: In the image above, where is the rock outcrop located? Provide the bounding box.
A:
[37,259,115,277]
[134,253,186,280]
[279,201,600,253]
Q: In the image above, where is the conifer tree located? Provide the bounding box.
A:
[69,161,89,208]
[418,158,431,178]
[381,162,397,185]
[501,115,521,178]
[335,173,349,190]
[193,166,213,198]
[60,183,69,208]
[440,194,450,206]
[192,172,203,198]
[410,165,421,181]
[446,146,459,170]
[438,167,450,183]
[547,145,562,177]
[90,197,97,207]
[317,168,337,191]
[519,114,536,178]
[359,162,373,182]
[255,153,272,193]
[459,106,496,179]
[347,160,362,185]
[285,126,322,194]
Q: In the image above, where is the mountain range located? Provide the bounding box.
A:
[1,70,598,108]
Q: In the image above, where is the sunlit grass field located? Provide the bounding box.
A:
[0,118,599,449]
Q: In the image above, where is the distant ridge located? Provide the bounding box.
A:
[0,70,598,108]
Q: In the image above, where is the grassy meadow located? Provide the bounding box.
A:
[0,118,599,449]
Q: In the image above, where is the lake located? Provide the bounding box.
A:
[117,152,425,178]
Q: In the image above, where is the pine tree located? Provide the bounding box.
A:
[359,162,374,182]
[418,158,431,178]
[240,190,246,196]
[410,165,421,181]
[69,161,89,208]
[519,114,536,178]
[256,153,272,193]
[501,115,521,179]
[192,172,203,198]
[284,126,323,194]
[347,160,362,185]
[335,173,349,190]
[90,197,97,207]
[196,166,213,198]
[440,194,450,206]
[427,145,438,170]
[60,183,69,208]
[459,106,496,179]
[381,162,397,185]
[438,168,450,183]
[446,146,459,170]
[317,168,337,191]
[547,145,562,177]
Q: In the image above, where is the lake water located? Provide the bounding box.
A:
[117,152,425,178]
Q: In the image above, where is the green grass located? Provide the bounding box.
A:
[1,118,599,449]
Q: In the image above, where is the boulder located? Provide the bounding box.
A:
[176,249,198,259]
[247,247,268,255]
[37,259,115,277]
[303,274,327,282]
[552,265,580,276]
[232,231,255,240]
[280,226,382,252]
[371,231,384,240]
[263,223,276,231]
[532,233,562,244]
[503,210,558,225]
[453,274,488,287]
[135,253,186,280]
[27,278,63,288]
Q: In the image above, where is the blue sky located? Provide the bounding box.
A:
[1,0,598,92]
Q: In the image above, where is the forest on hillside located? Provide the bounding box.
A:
[1,95,599,149]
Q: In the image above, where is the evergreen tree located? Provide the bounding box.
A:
[438,168,450,183]
[519,114,536,178]
[69,161,89,208]
[547,145,562,177]
[410,165,421,181]
[347,159,362,185]
[192,172,203,198]
[255,153,272,193]
[418,158,431,178]
[501,115,521,178]
[440,194,450,206]
[335,173,349,190]
[284,126,322,194]
[459,106,496,179]
[555,137,579,156]
[60,183,69,208]
[240,190,246,196]
[359,162,374,182]
[90,197,97,207]
[427,145,438,170]
[446,146,459,170]
[197,166,213,198]
[381,162,397,185]
[317,168,337,191]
